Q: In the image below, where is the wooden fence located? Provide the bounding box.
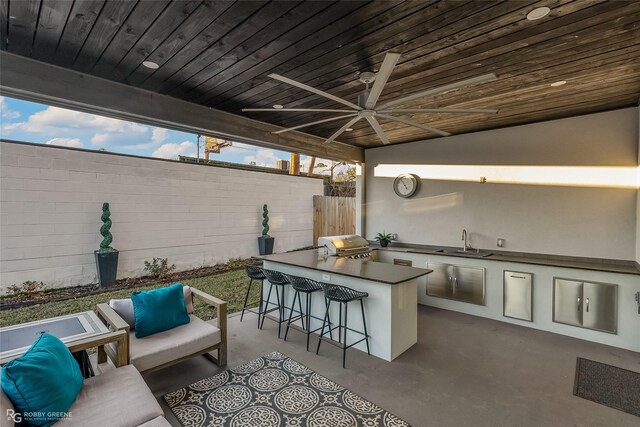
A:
[313,195,355,243]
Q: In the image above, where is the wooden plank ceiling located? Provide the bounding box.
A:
[2,0,639,149]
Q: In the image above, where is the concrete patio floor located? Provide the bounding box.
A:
[142,305,639,427]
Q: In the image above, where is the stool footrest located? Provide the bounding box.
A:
[286,323,325,335]
[261,313,289,325]
[241,307,261,316]
[318,335,368,350]
[320,324,368,337]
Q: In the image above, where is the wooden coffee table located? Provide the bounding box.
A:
[0,311,127,368]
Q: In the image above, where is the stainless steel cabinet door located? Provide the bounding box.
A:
[553,279,583,327]
[453,266,485,305]
[582,281,617,333]
[504,271,533,321]
[426,263,453,299]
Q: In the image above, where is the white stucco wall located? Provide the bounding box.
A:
[365,108,639,261]
[0,141,323,292]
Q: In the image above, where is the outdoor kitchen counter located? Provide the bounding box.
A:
[373,243,640,275]
[262,250,431,361]
[262,250,432,284]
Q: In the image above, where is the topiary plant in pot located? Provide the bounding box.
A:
[257,204,275,255]
[94,202,119,288]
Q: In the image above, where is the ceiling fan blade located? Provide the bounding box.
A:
[243,108,356,113]
[377,73,498,110]
[365,52,401,109]
[273,114,358,134]
[268,73,361,110]
[379,108,499,114]
[325,116,362,144]
[377,113,451,137]
[364,116,391,145]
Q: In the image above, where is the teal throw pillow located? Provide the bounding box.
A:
[1,333,83,427]
[131,283,190,338]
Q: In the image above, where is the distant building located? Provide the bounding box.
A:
[276,159,290,171]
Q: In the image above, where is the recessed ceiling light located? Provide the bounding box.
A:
[345,128,354,132]
[526,7,550,21]
[550,80,567,87]
[273,104,283,109]
[142,60,159,69]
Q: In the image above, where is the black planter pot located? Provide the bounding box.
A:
[258,236,275,255]
[379,240,390,247]
[95,250,119,288]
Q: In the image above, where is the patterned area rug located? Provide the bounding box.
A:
[164,351,410,426]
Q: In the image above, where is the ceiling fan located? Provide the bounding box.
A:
[242,52,499,145]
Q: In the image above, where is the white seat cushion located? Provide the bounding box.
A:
[65,365,163,427]
[128,315,221,372]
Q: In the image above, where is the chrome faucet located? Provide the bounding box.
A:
[461,229,472,252]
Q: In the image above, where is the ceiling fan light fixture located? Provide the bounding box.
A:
[142,60,159,69]
[526,7,550,21]
[250,53,495,145]
[550,80,567,87]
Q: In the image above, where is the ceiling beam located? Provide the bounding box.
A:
[0,52,363,163]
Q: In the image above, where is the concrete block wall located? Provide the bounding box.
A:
[0,141,323,293]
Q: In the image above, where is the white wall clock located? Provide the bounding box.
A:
[393,173,420,198]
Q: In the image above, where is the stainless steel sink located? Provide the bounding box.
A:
[437,249,494,258]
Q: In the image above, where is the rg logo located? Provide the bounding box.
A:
[6,409,22,423]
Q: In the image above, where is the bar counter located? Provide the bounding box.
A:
[262,250,432,361]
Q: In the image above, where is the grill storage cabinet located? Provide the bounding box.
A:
[426,263,485,306]
[503,271,533,322]
[553,278,618,334]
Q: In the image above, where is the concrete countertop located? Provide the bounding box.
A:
[375,243,640,276]
[262,250,432,285]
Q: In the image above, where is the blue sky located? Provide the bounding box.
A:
[0,95,332,173]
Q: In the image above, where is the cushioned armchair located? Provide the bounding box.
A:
[96,286,227,374]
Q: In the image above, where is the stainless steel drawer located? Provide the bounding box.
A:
[503,271,533,321]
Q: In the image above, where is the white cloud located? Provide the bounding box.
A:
[1,122,22,133]
[16,106,148,134]
[46,138,83,148]
[0,96,20,119]
[90,133,112,146]
[152,141,196,159]
[224,142,256,154]
[105,126,172,150]
[243,148,285,167]
[152,128,168,144]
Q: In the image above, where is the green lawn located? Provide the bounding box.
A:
[0,269,259,328]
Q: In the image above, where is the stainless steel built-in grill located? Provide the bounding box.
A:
[317,235,372,259]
